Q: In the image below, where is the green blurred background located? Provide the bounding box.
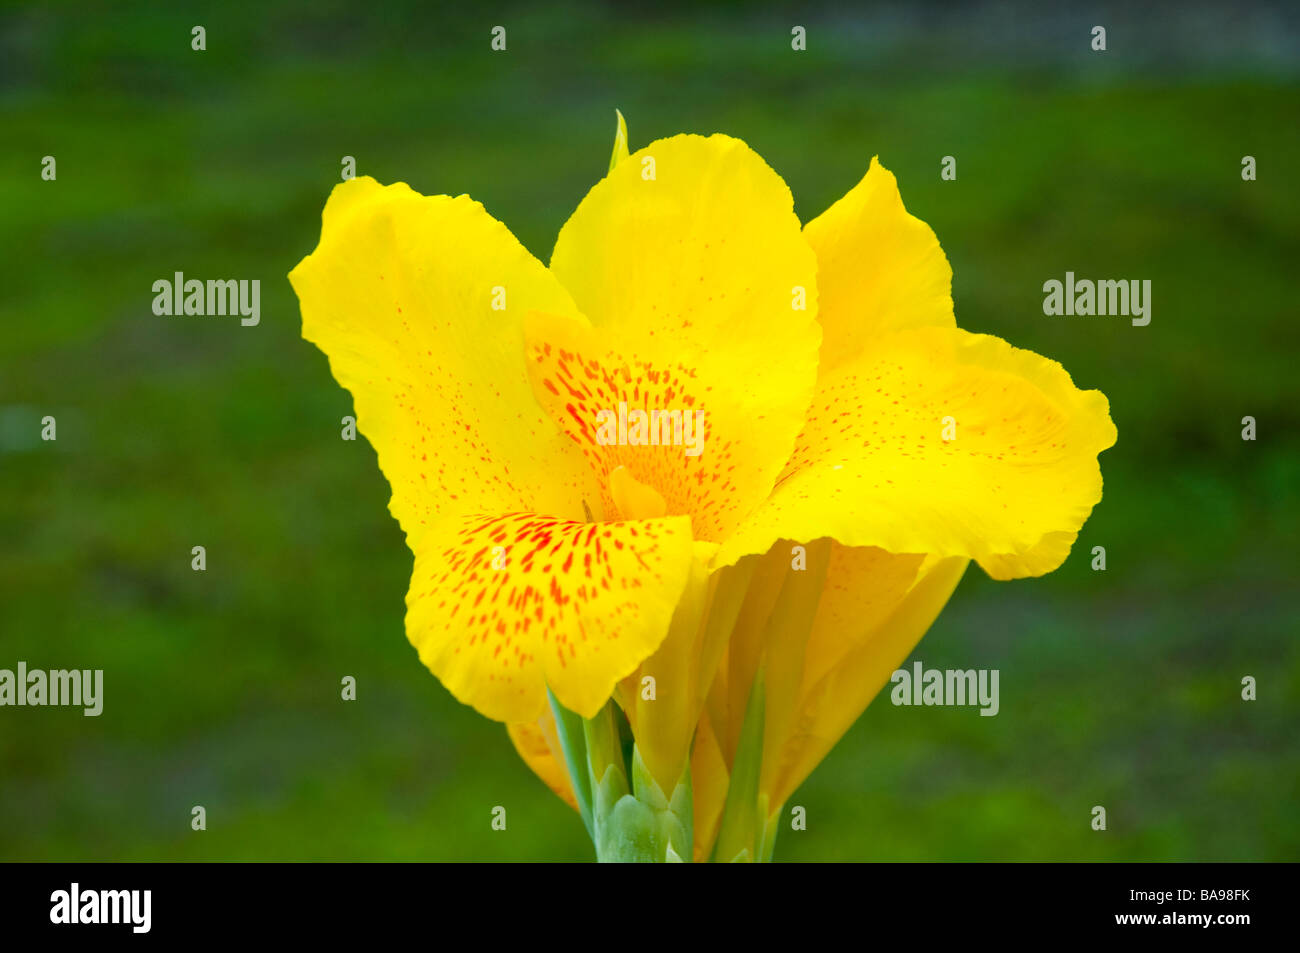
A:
[2,0,1297,861]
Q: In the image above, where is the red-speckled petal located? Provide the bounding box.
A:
[406,511,695,721]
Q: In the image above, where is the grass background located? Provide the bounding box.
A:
[1,0,1297,861]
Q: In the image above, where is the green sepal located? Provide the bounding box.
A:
[585,701,635,861]
[596,792,661,862]
[547,687,594,840]
[631,746,693,862]
[584,700,630,804]
[609,108,629,173]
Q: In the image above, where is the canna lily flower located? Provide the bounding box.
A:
[289,113,1115,862]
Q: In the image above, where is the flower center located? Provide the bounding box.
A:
[609,465,667,521]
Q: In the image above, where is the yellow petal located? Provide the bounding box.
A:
[692,543,950,811]
[717,326,1117,578]
[290,178,698,721]
[800,546,927,690]
[804,157,954,375]
[615,539,723,791]
[690,709,729,863]
[544,134,822,539]
[763,550,969,807]
[693,542,963,813]
[752,538,832,777]
[406,511,695,721]
[700,538,835,770]
[977,529,1079,582]
[714,544,793,761]
[507,716,578,811]
[289,177,598,545]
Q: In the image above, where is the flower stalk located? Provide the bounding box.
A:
[551,695,695,862]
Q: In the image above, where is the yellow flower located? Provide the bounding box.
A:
[290,114,1115,861]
